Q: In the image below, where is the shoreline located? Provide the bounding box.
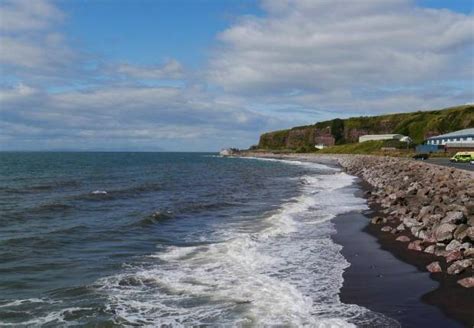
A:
[237,152,474,326]
[334,180,473,327]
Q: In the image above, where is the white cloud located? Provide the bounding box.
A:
[0,83,277,150]
[209,0,474,112]
[114,59,185,80]
[1,0,472,151]
[0,0,64,32]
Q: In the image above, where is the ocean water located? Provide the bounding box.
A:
[0,152,396,327]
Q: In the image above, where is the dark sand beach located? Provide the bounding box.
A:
[333,180,474,327]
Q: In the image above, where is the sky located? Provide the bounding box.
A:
[0,0,473,151]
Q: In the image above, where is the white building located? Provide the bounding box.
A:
[426,128,474,147]
[359,134,405,143]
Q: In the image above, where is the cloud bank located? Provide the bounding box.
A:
[0,0,473,150]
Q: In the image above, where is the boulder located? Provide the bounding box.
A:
[396,235,410,243]
[435,247,450,257]
[422,214,442,226]
[453,224,469,242]
[424,245,436,254]
[466,227,474,241]
[440,211,465,224]
[457,277,474,288]
[445,250,462,263]
[396,223,405,232]
[403,217,420,228]
[371,217,384,225]
[408,240,424,251]
[447,259,473,275]
[468,217,474,227]
[464,248,474,258]
[445,239,462,252]
[426,261,442,273]
[418,205,434,218]
[433,223,457,242]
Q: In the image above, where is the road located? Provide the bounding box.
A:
[423,158,474,172]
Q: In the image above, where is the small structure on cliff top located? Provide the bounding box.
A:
[425,128,474,151]
[358,134,406,143]
[219,148,239,156]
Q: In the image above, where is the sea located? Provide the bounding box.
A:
[0,152,397,327]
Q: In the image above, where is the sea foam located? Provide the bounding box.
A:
[96,159,397,327]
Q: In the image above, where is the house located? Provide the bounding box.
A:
[425,128,474,150]
[358,134,406,143]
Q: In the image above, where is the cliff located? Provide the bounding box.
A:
[258,105,474,150]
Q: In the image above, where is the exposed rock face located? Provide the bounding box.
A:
[335,155,474,285]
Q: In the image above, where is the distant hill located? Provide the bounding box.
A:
[257,105,474,151]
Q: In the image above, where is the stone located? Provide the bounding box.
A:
[445,239,462,252]
[447,259,473,275]
[441,211,465,224]
[445,250,462,263]
[381,226,392,232]
[466,227,474,241]
[457,277,474,288]
[453,224,469,242]
[371,217,384,225]
[422,214,442,226]
[433,223,457,242]
[403,217,420,228]
[435,248,449,257]
[460,242,472,251]
[396,235,410,243]
[408,240,424,251]
[426,261,442,273]
[468,217,474,227]
[464,248,474,258]
[424,245,436,254]
[418,205,434,218]
[396,223,405,232]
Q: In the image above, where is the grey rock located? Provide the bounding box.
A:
[447,259,473,275]
[423,245,436,254]
[446,239,462,252]
[440,211,465,224]
[457,277,474,288]
[446,250,462,263]
[433,223,457,242]
[453,224,469,242]
[426,261,442,273]
[396,235,410,243]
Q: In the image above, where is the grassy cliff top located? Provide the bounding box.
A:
[257,104,474,152]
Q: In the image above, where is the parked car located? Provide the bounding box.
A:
[412,153,429,160]
[450,152,474,163]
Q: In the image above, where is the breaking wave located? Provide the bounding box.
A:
[96,159,398,327]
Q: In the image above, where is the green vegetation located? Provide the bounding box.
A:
[257,105,474,154]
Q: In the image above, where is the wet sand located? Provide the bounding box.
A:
[333,181,474,327]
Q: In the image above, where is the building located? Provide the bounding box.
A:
[358,134,405,143]
[425,128,474,150]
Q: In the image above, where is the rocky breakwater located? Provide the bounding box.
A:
[337,155,474,288]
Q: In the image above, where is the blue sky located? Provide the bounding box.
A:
[0,0,473,151]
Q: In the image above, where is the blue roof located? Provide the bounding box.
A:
[427,128,474,140]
